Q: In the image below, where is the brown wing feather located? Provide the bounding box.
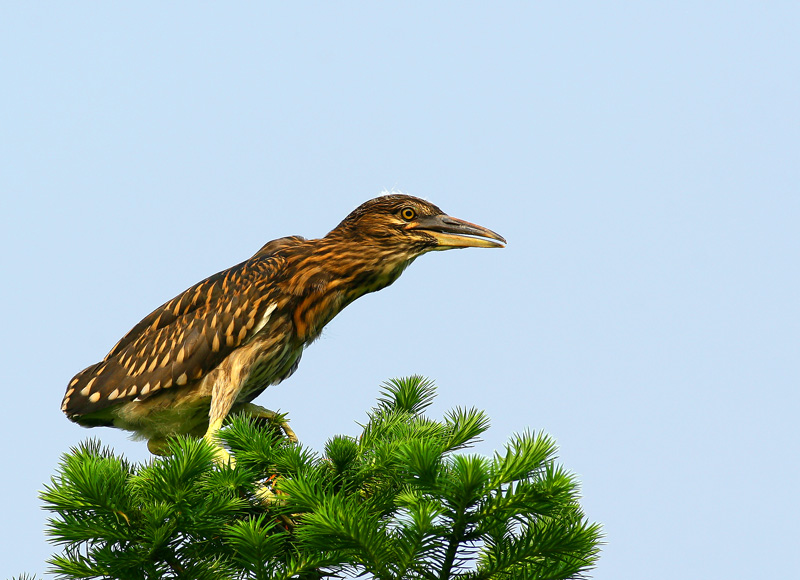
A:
[251,235,306,260]
[62,253,289,419]
[97,236,306,361]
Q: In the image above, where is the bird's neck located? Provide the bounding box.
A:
[285,236,416,342]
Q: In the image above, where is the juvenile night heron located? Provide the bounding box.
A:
[62,194,505,460]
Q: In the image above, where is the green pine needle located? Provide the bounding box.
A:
[36,377,602,580]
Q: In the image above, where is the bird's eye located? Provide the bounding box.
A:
[400,208,417,221]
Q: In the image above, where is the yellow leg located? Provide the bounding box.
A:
[204,417,234,465]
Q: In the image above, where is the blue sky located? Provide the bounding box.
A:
[2,3,798,579]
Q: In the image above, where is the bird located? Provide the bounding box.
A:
[62,194,505,461]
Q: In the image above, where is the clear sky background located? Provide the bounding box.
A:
[2,3,798,579]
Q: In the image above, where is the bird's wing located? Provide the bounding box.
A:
[95,236,307,360]
[251,235,306,259]
[62,253,289,419]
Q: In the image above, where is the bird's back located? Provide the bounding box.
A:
[62,237,307,424]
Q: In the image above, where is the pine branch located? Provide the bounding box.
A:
[33,376,602,580]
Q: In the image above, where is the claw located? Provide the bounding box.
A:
[209,443,234,467]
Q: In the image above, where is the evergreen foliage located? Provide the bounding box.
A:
[36,376,601,579]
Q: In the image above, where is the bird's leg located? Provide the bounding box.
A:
[204,417,234,466]
[204,378,242,466]
[235,403,298,443]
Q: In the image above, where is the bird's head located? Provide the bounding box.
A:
[328,194,506,257]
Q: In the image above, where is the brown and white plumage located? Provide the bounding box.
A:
[62,194,505,457]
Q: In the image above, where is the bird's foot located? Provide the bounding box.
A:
[208,441,235,467]
[237,403,298,443]
[254,474,285,504]
[254,475,296,530]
